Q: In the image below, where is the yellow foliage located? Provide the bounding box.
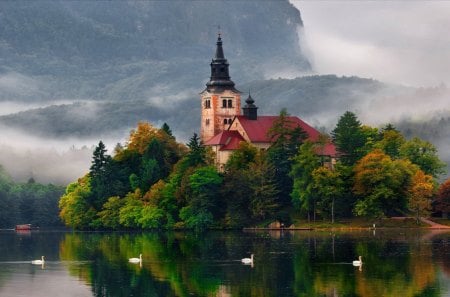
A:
[126,121,160,154]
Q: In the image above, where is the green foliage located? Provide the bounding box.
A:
[267,109,308,206]
[180,166,223,230]
[399,137,445,178]
[139,205,165,229]
[332,111,367,165]
[375,128,405,159]
[96,196,124,229]
[225,142,258,171]
[119,190,144,228]
[353,150,417,217]
[59,176,96,229]
[89,141,114,210]
[311,167,344,223]
[290,141,321,220]
[247,154,280,220]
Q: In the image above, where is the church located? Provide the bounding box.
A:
[200,34,337,169]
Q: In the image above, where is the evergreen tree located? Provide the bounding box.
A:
[267,109,308,207]
[332,111,367,166]
[89,141,113,210]
[161,122,173,138]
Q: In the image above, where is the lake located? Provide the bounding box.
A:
[0,229,449,297]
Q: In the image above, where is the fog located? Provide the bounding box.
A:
[0,125,127,185]
[292,1,450,87]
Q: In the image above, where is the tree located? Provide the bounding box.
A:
[225,141,257,171]
[89,141,113,210]
[247,153,280,221]
[435,178,450,218]
[267,109,308,207]
[181,133,209,169]
[353,150,417,217]
[59,176,96,229]
[97,196,125,229]
[119,190,144,228]
[180,166,223,230]
[312,167,344,223]
[161,122,173,138]
[400,137,445,178]
[332,111,367,165]
[408,170,434,224]
[375,128,405,159]
[290,141,321,221]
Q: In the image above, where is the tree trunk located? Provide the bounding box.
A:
[331,197,335,224]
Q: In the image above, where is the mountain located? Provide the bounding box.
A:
[0,0,309,102]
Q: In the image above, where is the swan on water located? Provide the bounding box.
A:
[129,254,142,264]
[241,254,254,265]
[352,256,362,266]
[31,256,45,265]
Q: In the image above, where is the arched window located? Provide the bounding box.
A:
[227,99,233,108]
[223,118,227,125]
[204,99,211,109]
[222,99,227,108]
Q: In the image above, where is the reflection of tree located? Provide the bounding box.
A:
[58,231,445,297]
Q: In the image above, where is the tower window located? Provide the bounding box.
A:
[223,119,227,125]
[204,99,211,109]
[222,99,227,108]
[227,99,233,108]
[206,119,210,125]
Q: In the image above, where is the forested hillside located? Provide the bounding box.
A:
[0,1,308,102]
[0,166,64,228]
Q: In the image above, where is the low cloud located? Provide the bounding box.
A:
[0,125,126,185]
[292,1,450,87]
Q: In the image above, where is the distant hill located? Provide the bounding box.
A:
[0,75,407,139]
[0,0,309,102]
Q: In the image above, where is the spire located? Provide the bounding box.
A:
[243,91,258,120]
[206,32,235,92]
[215,28,225,60]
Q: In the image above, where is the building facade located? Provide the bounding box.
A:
[201,35,337,169]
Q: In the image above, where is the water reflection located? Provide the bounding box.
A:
[1,229,450,296]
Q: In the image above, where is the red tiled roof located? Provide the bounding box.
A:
[204,130,245,151]
[314,142,339,157]
[235,115,321,143]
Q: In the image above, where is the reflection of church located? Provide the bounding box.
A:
[200,34,337,169]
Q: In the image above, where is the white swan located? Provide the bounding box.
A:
[129,254,142,264]
[31,256,45,265]
[352,256,362,266]
[241,254,254,265]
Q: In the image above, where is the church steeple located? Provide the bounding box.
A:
[206,33,235,92]
[200,32,241,144]
[243,91,258,120]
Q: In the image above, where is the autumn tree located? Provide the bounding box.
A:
[435,178,450,218]
[407,170,434,224]
[353,149,417,218]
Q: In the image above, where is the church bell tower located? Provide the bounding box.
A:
[200,33,241,143]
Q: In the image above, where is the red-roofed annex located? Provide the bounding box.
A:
[201,34,338,170]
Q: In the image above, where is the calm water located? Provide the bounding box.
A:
[0,229,449,297]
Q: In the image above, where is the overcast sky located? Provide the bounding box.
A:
[291,1,450,87]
